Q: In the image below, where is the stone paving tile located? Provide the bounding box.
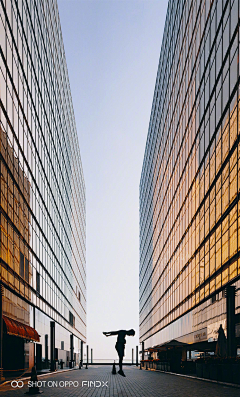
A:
[0,366,239,397]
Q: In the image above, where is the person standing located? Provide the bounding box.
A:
[103,329,135,376]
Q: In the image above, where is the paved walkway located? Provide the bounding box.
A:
[0,366,239,397]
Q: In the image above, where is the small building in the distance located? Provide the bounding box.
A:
[139,0,240,362]
[0,0,86,373]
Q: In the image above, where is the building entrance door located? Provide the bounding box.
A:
[3,334,24,370]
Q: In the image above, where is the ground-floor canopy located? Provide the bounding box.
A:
[2,315,40,342]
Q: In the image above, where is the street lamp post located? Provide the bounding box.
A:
[86,345,88,369]
[136,346,139,367]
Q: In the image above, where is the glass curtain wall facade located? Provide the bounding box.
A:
[140,0,240,350]
[0,0,86,370]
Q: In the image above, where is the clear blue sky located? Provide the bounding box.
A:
[58,0,168,360]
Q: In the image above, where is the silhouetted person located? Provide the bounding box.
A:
[103,329,135,377]
[215,324,227,358]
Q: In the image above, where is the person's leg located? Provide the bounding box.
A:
[119,356,123,372]
[116,344,126,376]
[118,355,125,376]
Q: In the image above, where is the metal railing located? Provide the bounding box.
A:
[82,359,134,364]
[81,345,140,367]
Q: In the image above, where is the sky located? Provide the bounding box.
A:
[58,0,168,360]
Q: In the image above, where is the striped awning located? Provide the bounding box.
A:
[2,315,40,342]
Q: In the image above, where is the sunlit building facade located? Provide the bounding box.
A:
[140,0,240,351]
[0,0,86,371]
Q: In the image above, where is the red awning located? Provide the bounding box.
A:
[3,315,40,342]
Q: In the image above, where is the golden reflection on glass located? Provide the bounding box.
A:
[139,0,240,344]
[140,76,240,342]
[1,126,32,324]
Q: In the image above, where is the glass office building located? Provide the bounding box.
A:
[140,0,240,352]
[0,0,86,371]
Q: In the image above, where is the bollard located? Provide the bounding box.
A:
[50,322,56,371]
[26,366,43,394]
[85,345,88,369]
[142,341,144,361]
[70,334,74,367]
[81,341,83,366]
[112,360,117,374]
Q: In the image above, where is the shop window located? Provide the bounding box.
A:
[20,252,24,278]
[69,311,75,327]
[36,272,40,294]
[211,293,219,303]
[222,267,229,285]
[229,261,237,280]
[25,258,29,282]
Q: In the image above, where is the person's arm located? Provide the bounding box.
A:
[103,331,119,337]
